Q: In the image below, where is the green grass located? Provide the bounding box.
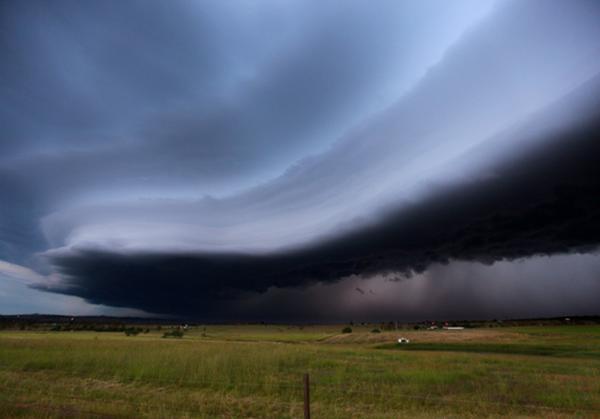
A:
[378,342,600,358]
[1,325,600,417]
[508,325,600,338]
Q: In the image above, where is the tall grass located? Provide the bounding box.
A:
[1,327,600,417]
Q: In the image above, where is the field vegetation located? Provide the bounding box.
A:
[1,323,599,417]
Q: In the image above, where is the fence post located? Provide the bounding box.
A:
[303,373,310,419]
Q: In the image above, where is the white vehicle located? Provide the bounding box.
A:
[397,337,410,344]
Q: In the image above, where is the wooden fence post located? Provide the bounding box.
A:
[303,373,310,419]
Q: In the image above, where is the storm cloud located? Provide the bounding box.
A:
[42,79,600,316]
[2,0,600,319]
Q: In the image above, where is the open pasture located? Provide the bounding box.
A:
[1,324,600,418]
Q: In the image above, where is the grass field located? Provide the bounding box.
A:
[1,324,600,418]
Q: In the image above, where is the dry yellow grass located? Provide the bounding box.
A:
[324,329,527,344]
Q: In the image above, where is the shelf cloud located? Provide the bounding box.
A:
[2,0,600,319]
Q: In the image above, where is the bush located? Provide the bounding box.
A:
[162,329,185,339]
[124,327,142,336]
[341,327,352,334]
[371,328,381,333]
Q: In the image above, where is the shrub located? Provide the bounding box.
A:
[341,327,352,334]
[162,329,185,339]
[371,328,381,333]
[124,327,142,336]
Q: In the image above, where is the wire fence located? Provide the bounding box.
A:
[2,372,600,417]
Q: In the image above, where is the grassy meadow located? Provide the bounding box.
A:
[1,324,600,418]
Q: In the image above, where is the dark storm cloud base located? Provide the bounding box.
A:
[2,0,600,319]
[43,84,600,317]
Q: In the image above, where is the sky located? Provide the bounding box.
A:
[1,0,600,321]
